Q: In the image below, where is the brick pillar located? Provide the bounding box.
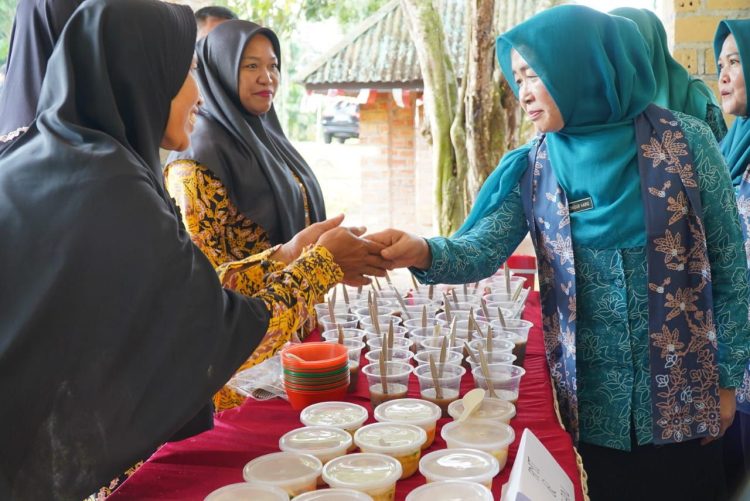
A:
[663,0,750,100]
[359,92,420,233]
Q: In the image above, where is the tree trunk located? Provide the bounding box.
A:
[401,0,463,235]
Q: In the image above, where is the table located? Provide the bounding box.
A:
[109,292,585,500]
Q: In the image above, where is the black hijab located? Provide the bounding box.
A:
[0,0,82,141]
[168,20,326,245]
[0,0,271,498]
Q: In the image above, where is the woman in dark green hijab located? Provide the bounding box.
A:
[367,6,749,500]
[611,7,726,142]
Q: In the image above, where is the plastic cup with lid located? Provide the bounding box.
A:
[418,448,500,489]
[203,482,288,501]
[441,419,516,470]
[300,401,369,451]
[279,426,353,486]
[413,363,465,418]
[323,453,403,501]
[373,398,441,449]
[242,452,322,497]
[489,319,533,365]
[447,396,516,424]
[405,480,494,501]
[471,363,525,403]
[354,422,427,479]
[294,488,375,501]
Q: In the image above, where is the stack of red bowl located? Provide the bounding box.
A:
[282,342,350,410]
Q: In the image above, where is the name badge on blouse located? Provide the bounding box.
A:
[569,197,594,213]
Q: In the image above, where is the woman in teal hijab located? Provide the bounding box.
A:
[612,7,726,142]
[714,18,750,499]
[368,6,749,500]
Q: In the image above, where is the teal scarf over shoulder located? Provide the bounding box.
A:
[457,5,656,249]
[612,8,719,122]
[714,20,750,185]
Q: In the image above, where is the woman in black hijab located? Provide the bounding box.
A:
[166,20,341,410]
[0,0,81,148]
[0,0,381,498]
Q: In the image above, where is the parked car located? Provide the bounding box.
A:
[321,101,359,143]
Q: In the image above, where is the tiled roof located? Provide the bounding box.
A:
[298,0,467,90]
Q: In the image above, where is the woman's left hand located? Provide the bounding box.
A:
[701,387,736,444]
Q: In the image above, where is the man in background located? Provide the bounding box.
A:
[195,6,237,40]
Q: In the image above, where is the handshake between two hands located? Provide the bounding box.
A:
[274,214,431,287]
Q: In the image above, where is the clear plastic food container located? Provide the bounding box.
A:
[418,448,500,490]
[354,423,427,479]
[279,425,352,464]
[242,452,322,497]
[300,401,369,451]
[447,397,516,424]
[323,453,403,501]
[203,482,288,501]
[373,398,441,449]
[405,480,494,501]
[440,419,515,470]
[293,488,375,500]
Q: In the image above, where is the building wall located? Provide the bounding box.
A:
[358,91,433,236]
[663,0,750,97]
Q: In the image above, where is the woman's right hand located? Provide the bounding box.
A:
[364,229,431,270]
[317,227,391,286]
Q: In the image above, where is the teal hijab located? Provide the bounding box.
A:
[714,20,750,185]
[458,5,656,249]
[611,8,720,122]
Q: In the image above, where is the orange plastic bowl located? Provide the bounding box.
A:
[286,382,349,410]
[282,342,349,371]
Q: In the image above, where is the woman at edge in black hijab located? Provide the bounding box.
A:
[0,0,385,498]
[165,20,339,411]
[0,0,82,149]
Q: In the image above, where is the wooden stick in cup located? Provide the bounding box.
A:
[433,323,442,338]
[467,307,475,342]
[327,298,336,326]
[373,277,383,291]
[468,344,481,367]
[481,297,491,321]
[357,284,363,295]
[337,324,346,345]
[486,325,493,353]
[379,350,389,395]
[411,273,420,291]
[421,305,428,329]
[451,289,459,307]
[341,284,350,307]
[369,303,381,337]
[443,294,453,323]
[428,284,434,300]
[462,283,468,301]
[504,265,512,297]
[474,319,485,340]
[449,317,457,346]
[387,318,395,360]
[478,348,498,398]
[392,287,412,320]
[496,306,507,329]
[512,282,524,302]
[331,286,337,309]
[429,353,443,400]
[439,336,447,378]
[472,281,481,294]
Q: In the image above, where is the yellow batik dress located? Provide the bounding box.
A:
[164,159,324,411]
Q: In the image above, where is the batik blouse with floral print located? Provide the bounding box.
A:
[164,159,330,411]
[413,112,750,451]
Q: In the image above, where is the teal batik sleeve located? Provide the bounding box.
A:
[411,186,529,284]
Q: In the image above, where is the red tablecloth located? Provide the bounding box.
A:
[109,292,584,500]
